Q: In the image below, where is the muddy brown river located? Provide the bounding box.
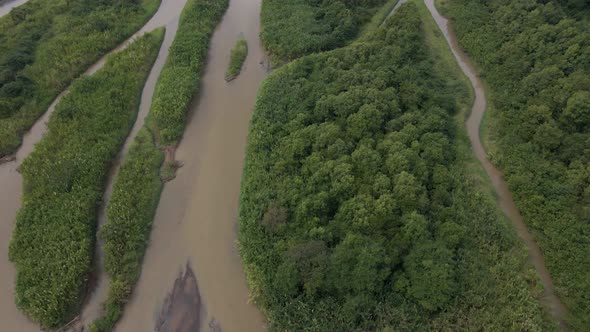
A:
[423,0,569,330]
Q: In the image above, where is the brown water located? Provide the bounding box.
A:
[114,0,268,330]
[423,0,569,329]
[80,0,189,326]
[0,0,28,18]
[0,0,188,330]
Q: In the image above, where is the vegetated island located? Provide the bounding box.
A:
[0,0,160,158]
[225,38,248,81]
[438,0,590,328]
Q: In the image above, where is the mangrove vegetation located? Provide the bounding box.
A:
[148,0,229,146]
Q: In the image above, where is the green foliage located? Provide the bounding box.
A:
[260,0,388,63]
[442,0,590,328]
[0,0,160,157]
[89,128,164,332]
[8,30,164,329]
[225,38,248,81]
[89,1,229,329]
[239,3,550,330]
[148,0,229,146]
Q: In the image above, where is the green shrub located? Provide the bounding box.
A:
[225,38,248,81]
[442,0,590,328]
[260,0,388,64]
[89,128,164,332]
[148,0,229,146]
[8,29,164,329]
[0,0,160,158]
[239,3,549,330]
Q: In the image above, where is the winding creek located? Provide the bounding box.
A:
[422,0,569,330]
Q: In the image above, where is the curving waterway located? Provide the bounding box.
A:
[114,0,268,330]
[422,0,569,330]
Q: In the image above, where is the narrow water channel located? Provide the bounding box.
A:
[80,0,189,326]
[0,0,187,330]
[114,0,268,330]
[0,0,28,18]
[422,0,569,330]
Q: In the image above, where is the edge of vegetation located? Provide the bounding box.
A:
[147,0,229,147]
[225,38,248,81]
[437,0,590,328]
[0,0,161,158]
[260,0,389,66]
[238,2,550,330]
[8,28,164,329]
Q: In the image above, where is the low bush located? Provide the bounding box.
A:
[0,0,160,157]
[225,38,248,81]
[8,29,164,329]
[148,0,229,146]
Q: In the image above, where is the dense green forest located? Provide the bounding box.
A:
[8,29,164,329]
[260,0,389,63]
[239,2,552,330]
[0,0,159,158]
[439,0,590,328]
[148,0,228,146]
